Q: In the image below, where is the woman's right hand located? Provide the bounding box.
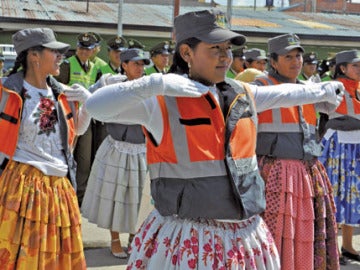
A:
[319,81,344,107]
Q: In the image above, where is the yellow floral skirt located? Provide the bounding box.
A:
[0,160,86,270]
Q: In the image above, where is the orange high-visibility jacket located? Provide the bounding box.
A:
[144,80,265,220]
[0,72,79,188]
[255,76,321,159]
[324,77,360,131]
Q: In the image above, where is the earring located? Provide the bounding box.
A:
[188,62,192,77]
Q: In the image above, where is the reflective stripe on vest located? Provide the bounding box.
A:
[256,77,317,132]
[145,80,263,219]
[148,92,228,179]
[330,78,360,120]
[256,76,320,158]
[68,56,95,88]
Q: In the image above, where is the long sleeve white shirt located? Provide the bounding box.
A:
[86,73,341,144]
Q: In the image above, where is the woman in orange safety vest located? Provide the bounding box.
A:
[85,11,343,270]
[0,28,92,269]
[253,34,340,270]
[319,49,360,264]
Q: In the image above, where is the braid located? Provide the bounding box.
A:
[8,51,28,76]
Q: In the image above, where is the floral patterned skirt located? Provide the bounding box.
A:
[0,160,86,270]
[258,156,339,270]
[126,210,280,270]
[319,131,360,225]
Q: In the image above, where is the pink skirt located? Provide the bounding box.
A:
[258,156,339,270]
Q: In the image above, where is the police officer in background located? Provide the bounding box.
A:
[321,52,337,81]
[127,38,145,49]
[89,32,107,75]
[298,52,321,83]
[96,36,127,80]
[226,46,246,78]
[145,41,171,74]
[55,32,97,88]
[55,32,98,207]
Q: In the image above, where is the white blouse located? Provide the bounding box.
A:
[12,81,68,177]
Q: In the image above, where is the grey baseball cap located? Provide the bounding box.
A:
[336,50,360,65]
[12,28,70,55]
[244,48,268,61]
[174,9,246,46]
[120,48,150,65]
[268,33,304,55]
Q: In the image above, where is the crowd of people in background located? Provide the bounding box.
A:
[0,7,359,270]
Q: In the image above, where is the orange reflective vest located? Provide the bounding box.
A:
[255,76,321,159]
[0,72,79,187]
[324,77,360,131]
[145,79,265,220]
[332,77,360,119]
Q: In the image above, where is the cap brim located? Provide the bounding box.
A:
[350,58,360,63]
[305,60,318,64]
[43,41,70,54]
[277,45,304,55]
[77,42,96,50]
[130,57,150,65]
[197,27,246,46]
[109,46,127,52]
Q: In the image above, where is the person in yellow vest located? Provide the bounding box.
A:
[55,32,98,207]
[226,46,246,78]
[89,32,108,76]
[321,52,337,81]
[95,36,128,80]
[0,27,92,270]
[144,41,170,74]
[84,10,343,269]
[253,33,340,269]
[298,52,322,83]
[55,32,97,88]
[127,38,145,50]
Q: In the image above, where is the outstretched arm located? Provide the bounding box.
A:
[251,81,344,113]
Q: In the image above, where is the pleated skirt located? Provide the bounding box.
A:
[81,136,147,234]
[258,156,339,270]
[0,160,86,270]
[319,131,360,225]
[126,210,280,270]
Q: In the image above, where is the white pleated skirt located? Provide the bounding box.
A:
[81,135,147,234]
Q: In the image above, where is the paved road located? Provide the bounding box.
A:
[82,216,360,269]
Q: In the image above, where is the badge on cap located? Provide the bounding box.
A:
[215,12,227,29]
[287,34,300,46]
[80,33,90,42]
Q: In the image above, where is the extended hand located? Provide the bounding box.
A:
[161,73,205,98]
[320,81,344,106]
[64,84,92,103]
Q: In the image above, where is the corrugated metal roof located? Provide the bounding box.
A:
[0,1,360,46]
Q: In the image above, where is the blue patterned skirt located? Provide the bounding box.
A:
[319,131,360,225]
